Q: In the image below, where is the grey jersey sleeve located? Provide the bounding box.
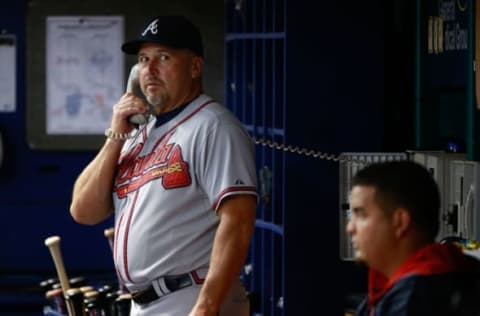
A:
[197,113,258,211]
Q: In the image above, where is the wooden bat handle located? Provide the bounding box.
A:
[104,227,114,239]
[104,227,114,253]
[45,236,70,294]
[103,227,127,294]
[65,288,85,316]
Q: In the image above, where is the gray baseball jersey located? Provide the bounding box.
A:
[112,94,258,292]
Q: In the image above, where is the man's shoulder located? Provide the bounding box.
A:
[380,272,480,316]
[409,270,480,289]
[189,95,242,127]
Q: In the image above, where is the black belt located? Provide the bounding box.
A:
[130,273,194,305]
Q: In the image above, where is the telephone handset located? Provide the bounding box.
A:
[126,63,151,125]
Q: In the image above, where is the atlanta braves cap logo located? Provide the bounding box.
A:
[142,18,159,36]
[122,15,204,56]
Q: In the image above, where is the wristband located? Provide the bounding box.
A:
[104,128,132,141]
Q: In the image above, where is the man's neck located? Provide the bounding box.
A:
[154,87,202,115]
[383,239,431,278]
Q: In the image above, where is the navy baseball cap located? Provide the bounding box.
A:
[121,15,204,57]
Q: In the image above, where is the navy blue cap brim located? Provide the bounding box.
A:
[121,38,204,57]
[121,40,148,55]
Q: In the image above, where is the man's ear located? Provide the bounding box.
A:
[392,208,411,238]
[191,56,204,79]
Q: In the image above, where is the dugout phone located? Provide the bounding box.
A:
[126,63,152,125]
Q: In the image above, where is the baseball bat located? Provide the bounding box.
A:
[44,236,70,294]
[104,227,127,294]
[65,287,86,316]
[83,290,99,315]
[80,286,94,293]
[104,227,115,251]
[70,276,87,289]
[40,277,58,292]
[95,285,113,315]
[45,287,67,314]
[115,293,132,316]
[105,291,119,316]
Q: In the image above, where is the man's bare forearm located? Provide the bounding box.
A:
[190,195,256,316]
[70,139,124,225]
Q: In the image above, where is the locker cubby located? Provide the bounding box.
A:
[226,0,286,315]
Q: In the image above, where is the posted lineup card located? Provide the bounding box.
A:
[0,34,16,112]
[45,16,124,135]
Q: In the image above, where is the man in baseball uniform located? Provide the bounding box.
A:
[70,15,258,316]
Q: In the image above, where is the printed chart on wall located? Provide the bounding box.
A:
[46,16,124,135]
[0,34,16,112]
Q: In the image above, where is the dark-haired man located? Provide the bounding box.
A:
[347,160,480,316]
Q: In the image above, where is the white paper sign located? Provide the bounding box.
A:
[46,16,124,134]
[0,35,16,112]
